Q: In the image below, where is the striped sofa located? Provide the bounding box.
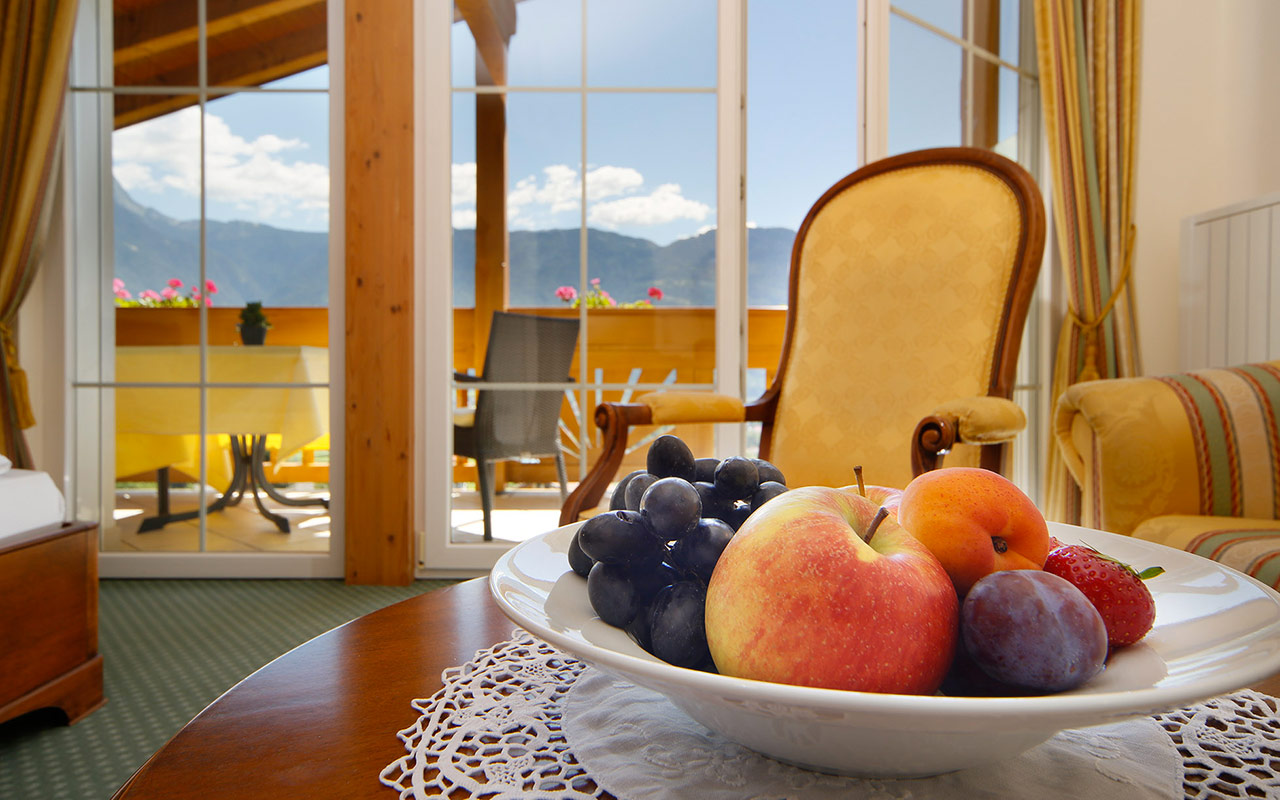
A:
[1055,361,1280,588]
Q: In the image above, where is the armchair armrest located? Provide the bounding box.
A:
[911,396,1026,475]
[558,392,752,526]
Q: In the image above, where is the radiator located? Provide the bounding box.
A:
[1181,191,1280,370]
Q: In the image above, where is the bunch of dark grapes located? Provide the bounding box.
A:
[567,434,788,671]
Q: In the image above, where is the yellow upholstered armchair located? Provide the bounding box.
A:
[560,147,1046,526]
[1054,361,1280,588]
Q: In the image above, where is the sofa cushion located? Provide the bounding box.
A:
[1055,360,1280,536]
[1132,515,1280,589]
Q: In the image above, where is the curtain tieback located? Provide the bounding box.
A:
[1065,225,1137,383]
[0,322,36,430]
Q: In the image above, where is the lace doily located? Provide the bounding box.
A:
[380,630,1280,800]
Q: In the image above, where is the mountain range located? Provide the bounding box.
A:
[112,180,797,308]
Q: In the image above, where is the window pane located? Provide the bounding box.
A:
[508,93,583,305]
[747,0,858,314]
[587,0,716,87]
[510,0,582,86]
[891,0,963,37]
[109,385,205,552]
[207,0,327,89]
[888,17,963,155]
[202,92,331,310]
[112,0,197,90]
[451,8,478,87]
[112,108,202,377]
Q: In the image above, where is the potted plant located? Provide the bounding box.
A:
[238,301,271,345]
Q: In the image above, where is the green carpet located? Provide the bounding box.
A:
[0,578,460,800]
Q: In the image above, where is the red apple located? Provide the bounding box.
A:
[898,467,1050,598]
[704,487,958,695]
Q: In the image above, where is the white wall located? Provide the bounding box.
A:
[1134,0,1280,375]
[17,166,67,487]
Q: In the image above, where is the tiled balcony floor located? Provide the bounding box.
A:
[105,485,572,552]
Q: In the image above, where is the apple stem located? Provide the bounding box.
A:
[854,465,866,497]
[866,506,889,540]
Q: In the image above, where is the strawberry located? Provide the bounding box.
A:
[1042,544,1164,648]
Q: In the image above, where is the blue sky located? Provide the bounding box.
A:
[112,1,1023,244]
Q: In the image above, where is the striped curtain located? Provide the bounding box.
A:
[0,0,78,467]
[1035,0,1143,523]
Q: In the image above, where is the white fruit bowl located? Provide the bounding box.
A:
[489,521,1280,778]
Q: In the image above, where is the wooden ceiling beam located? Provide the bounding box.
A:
[114,0,324,69]
[455,0,516,85]
[114,20,327,128]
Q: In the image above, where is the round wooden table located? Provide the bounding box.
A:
[112,577,1280,799]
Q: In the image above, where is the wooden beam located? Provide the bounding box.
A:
[344,0,415,585]
[114,20,327,128]
[964,0,1002,149]
[454,0,516,85]
[114,0,324,66]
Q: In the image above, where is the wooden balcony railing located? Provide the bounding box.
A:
[116,306,789,486]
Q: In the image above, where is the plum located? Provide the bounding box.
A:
[961,570,1108,693]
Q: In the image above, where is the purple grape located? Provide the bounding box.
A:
[577,510,665,566]
[646,434,697,481]
[714,456,760,500]
[588,562,650,627]
[639,477,702,540]
[693,481,732,521]
[649,581,712,670]
[752,458,786,486]
[751,480,788,511]
[610,470,647,511]
[962,570,1108,693]
[694,457,720,484]
[670,518,735,583]
[568,528,595,577]
[624,473,659,511]
[724,500,754,531]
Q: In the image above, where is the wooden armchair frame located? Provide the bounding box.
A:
[559,147,1045,527]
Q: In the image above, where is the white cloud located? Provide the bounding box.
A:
[589,183,711,228]
[112,106,329,226]
[451,161,709,233]
[452,162,477,207]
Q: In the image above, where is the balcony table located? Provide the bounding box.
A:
[108,577,1280,800]
[114,345,330,532]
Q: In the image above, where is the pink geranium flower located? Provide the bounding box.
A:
[555,285,577,302]
[140,289,162,301]
[168,278,183,289]
[113,278,125,292]
[161,287,178,300]
[648,286,664,301]
[205,279,218,294]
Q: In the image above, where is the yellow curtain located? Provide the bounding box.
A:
[1035,0,1143,523]
[0,0,78,467]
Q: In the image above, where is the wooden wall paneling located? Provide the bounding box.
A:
[1180,219,1209,370]
[1227,215,1249,365]
[1273,206,1280,361]
[1246,207,1271,363]
[343,0,414,584]
[1207,218,1229,368]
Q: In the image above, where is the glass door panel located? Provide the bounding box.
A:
[108,385,204,552]
[447,0,718,546]
[745,0,859,456]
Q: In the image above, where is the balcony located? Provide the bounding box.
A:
[111,304,788,550]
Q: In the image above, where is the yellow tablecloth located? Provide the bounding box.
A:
[115,346,329,487]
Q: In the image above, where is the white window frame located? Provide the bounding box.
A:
[417,0,1051,575]
[61,0,345,578]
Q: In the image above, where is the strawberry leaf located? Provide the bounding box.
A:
[1137,566,1165,580]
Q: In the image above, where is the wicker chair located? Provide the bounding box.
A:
[455,312,580,540]
[560,147,1046,526]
